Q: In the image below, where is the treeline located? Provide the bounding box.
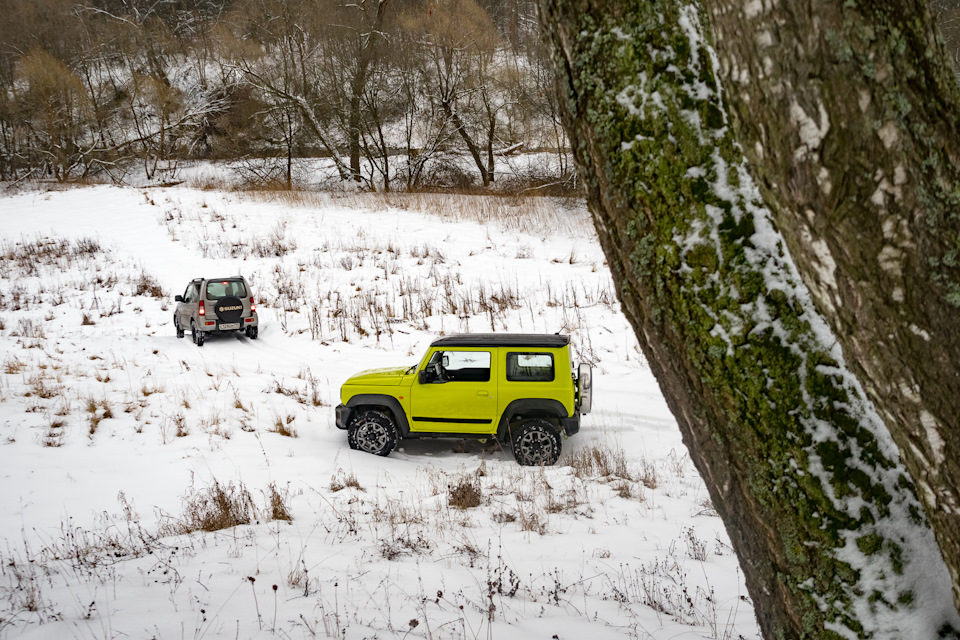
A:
[0,0,570,189]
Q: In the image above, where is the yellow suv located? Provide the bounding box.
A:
[335,334,592,465]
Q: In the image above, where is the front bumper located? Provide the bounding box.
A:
[335,404,352,430]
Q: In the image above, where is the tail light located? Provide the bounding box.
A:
[198,300,205,316]
[250,297,256,313]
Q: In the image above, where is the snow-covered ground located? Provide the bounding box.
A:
[0,185,758,639]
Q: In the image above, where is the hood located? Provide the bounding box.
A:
[343,366,411,386]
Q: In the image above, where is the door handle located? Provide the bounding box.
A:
[477,391,488,396]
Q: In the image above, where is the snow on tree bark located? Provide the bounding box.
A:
[536,0,960,637]
[697,0,960,614]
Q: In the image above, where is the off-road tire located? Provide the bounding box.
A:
[512,419,561,466]
[191,320,204,347]
[347,410,399,457]
[245,326,258,339]
[175,316,184,339]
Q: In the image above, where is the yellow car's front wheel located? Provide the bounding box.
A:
[347,410,399,457]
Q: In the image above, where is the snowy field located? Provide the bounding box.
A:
[0,185,759,639]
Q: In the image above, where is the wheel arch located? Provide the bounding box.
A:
[346,394,411,436]
[496,399,568,441]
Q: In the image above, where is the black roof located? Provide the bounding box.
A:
[430,333,570,348]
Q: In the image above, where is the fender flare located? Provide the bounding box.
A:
[346,394,411,436]
[496,399,570,440]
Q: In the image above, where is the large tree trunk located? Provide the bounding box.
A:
[697,0,960,612]
[537,0,960,637]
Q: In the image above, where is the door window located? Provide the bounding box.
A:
[426,350,491,382]
[506,352,555,382]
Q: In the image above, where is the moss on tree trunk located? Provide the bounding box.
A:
[537,0,960,637]
[697,0,960,614]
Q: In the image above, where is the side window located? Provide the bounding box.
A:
[506,352,555,382]
[184,284,198,303]
[430,350,491,382]
[182,286,193,302]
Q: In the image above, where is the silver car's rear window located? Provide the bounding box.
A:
[205,280,247,300]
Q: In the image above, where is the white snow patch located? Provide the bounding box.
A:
[808,234,840,303]
[878,245,904,276]
[894,164,907,185]
[789,99,830,160]
[877,120,901,149]
[909,324,931,341]
[743,0,764,18]
[899,381,922,404]
[921,410,946,465]
[817,167,832,196]
[762,55,774,78]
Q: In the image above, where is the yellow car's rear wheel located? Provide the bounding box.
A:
[512,419,561,466]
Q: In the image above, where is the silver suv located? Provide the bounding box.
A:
[174,276,259,346]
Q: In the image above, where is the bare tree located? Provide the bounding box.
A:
[403,0,500,186]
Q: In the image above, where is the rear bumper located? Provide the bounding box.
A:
[335,404,352,430]
[198,314,258,332]
[560,414,580,436]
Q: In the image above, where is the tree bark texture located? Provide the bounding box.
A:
[537,0,960,637]
[698,0,960,612]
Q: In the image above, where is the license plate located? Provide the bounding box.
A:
[219,323,240,330]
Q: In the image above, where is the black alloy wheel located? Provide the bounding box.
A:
[347,410,399,457]
[512,419,561,466]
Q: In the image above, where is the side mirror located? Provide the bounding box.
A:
[418,370,430,384]
[175,295,183,302]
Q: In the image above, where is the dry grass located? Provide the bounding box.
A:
[85,396,113,436]
[447,475,483,509]
[24,373,59,399]
[174,413,188,438]
[3,356,25,374]
[240,190,592,241]
[0,237,101,278]
[566,443,632,480]
[265,483,293,522]
[329,470,363,492]
[328,192,591,238]
[170,480,258,534]
[41,418,66,447]
[270,414,298,438]
[131,271,165,298]
[141,383,164,397]
[269,376,324,407]
[516,505,548,535]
